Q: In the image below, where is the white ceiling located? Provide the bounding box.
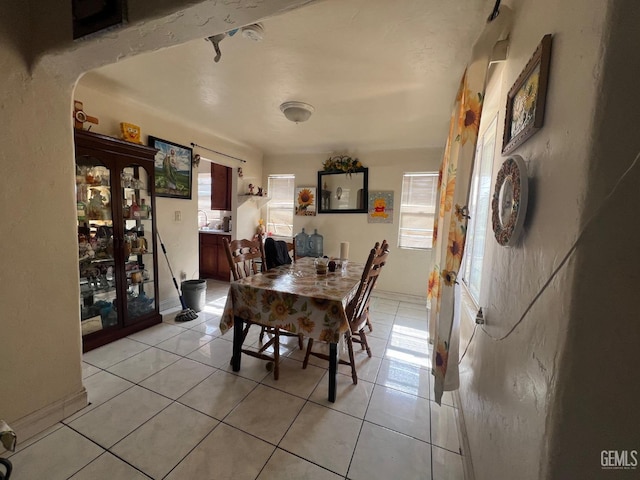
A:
[79,0,495,155]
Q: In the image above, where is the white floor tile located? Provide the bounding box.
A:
[376,358,431,399]
[165,423,274,480]
[139,358,215,399]
[83,338,149,369]
[365,385,431,443]
[69,385,172,448]
[348,422,432,480]
[310,371,374,418]
[258,448,343,480]
[432,445,465,480]
[188,317,223,336]
[127,322,184,346]
[106,347,181,383]
[82,362,101,379]
[8,426,104,480]
[261,357,325,398]
[155,329,214,356]
[69,452,150,479]
[337,350,382,384]
[367,321,393,340]
[25,289,467,480]
[111,402,218,479]
[430,402,460,454]
[225,385,305,444]
[280,402,362,476]
[64,371,134,422]
[186,337,234,368]
[178,369,257,419]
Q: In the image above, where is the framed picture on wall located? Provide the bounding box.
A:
[502,34,553,154]
[148,136,193,199]
[295,187,317,216]
[368,191,394,223]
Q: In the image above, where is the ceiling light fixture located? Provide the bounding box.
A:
[280,101,315,123]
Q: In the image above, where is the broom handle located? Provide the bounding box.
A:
[156,230,189,310]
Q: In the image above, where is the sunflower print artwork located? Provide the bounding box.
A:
[427,267,440,302]
[239,285,258,307]
[510,65,540,139]
[296,188,316,216]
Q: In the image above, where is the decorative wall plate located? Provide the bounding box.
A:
[491,155,529,246]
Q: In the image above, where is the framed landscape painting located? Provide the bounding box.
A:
[148,136,193,199]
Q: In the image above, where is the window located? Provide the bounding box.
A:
[462,115,497,303]
[398,172,438,249]
[266,174,295,236]
[197,168,222,227]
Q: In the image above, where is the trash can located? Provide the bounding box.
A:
[181,279,207,312]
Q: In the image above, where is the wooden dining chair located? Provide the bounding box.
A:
[223,235,284,379]
[363,239,389,332]
[262,237,304,349]
[302,240,390,384]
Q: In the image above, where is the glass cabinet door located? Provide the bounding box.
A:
[121,163,157,324]
[76,155,118,337]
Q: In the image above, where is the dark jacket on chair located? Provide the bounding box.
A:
[264,237,292,270]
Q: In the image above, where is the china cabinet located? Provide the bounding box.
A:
[75,130,162,352]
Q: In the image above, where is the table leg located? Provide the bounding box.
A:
[328,342,337,403]
[232,316,243,372]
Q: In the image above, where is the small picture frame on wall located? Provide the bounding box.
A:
[502,34,553,155]
[368,191,394,223]
[148,136,193,200]
[295,187,317,216]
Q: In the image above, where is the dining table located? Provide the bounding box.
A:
[219,256,364,402]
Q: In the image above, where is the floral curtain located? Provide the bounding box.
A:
[428,9,512,404]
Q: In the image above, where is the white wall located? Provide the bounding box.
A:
[456,0,614,478]
[263,148,442,298]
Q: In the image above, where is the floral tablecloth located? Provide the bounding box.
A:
[220,257,364,343]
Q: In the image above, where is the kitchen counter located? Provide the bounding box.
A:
[199,228,231,235]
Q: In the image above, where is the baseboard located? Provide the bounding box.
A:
[372,289,427,305]
[452,390,475,480]
[159,298,181,312]
[1,388,87,454]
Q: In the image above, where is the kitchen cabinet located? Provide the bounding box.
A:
[199,232,231,281]
[75,130,162,353]
[211,163,232,210]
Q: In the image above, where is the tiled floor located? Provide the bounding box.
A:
[6,281,466,479]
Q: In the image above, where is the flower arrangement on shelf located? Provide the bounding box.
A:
[322,155,364,175]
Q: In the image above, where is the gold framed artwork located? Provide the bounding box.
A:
[502,34,553,155]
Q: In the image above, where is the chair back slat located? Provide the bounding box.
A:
[347,240,390,331]
[223,236,265,281]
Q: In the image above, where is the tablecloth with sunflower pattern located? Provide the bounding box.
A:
[220,257,363,343]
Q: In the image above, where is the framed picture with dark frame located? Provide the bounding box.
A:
[148,136,193,199]
[502,34,553,154]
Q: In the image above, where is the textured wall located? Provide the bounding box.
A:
[456,0,610,478]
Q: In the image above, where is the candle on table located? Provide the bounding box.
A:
[340,241,349,261]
